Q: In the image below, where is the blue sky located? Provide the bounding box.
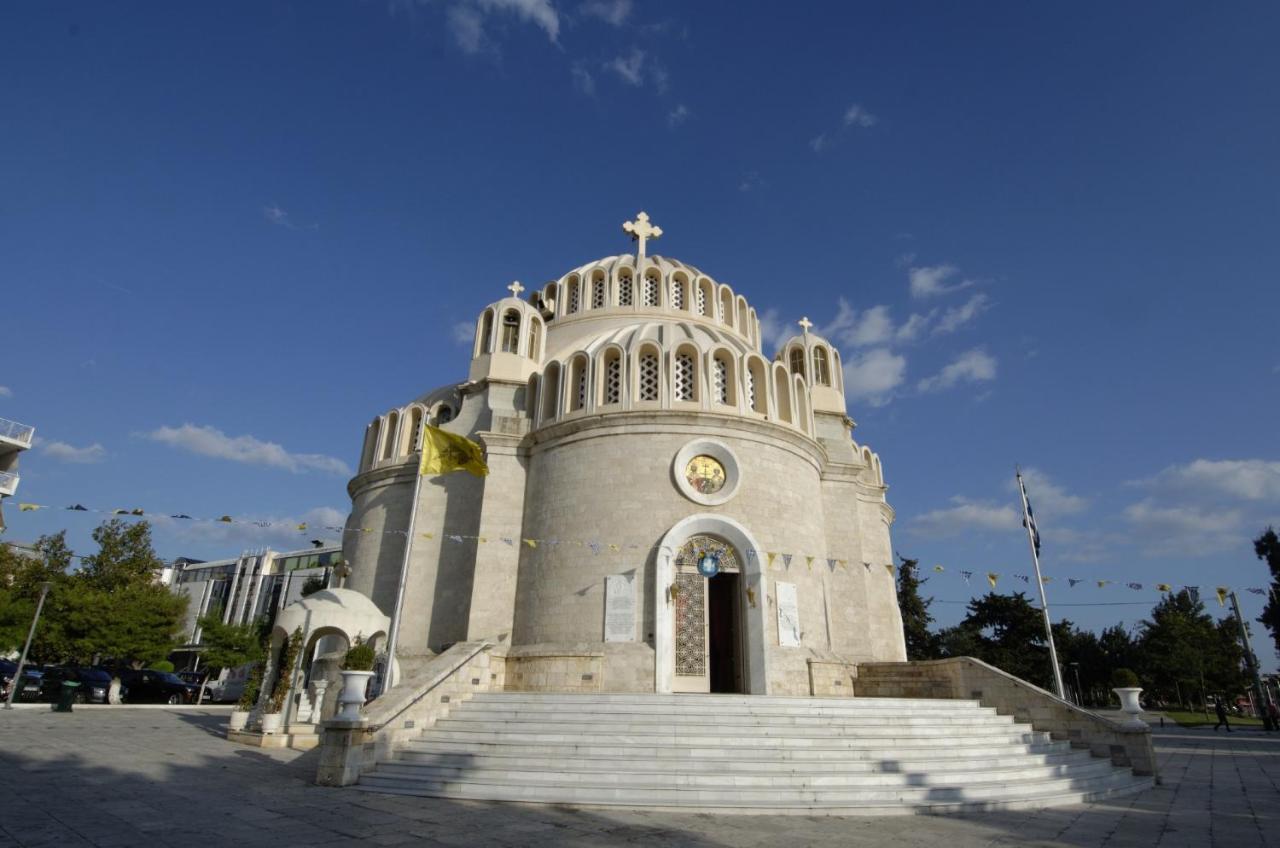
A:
[3,2,1278,664]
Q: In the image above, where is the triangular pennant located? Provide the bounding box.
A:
[1127,582,1143,591]
[1215,587,1229,607]
[218,515,233,523]
[960,570,972,584]
[1040,576,1053,583]
[18,503,40,512]
[987,572,998,588]
[1247,587,1266,595]
[447,534,463,543]
[933,565,944,573]
[1097,580,1110,588]
[805,556,814,572]
[67,504,88,511]
[588,541,602,555]
[296,523,308,532]
[782,554,793,570]
[1068,578,1082,588]
[423,533,435,540]
[885,563,895,576]
[747,549,757,561]
[502,538,514,546]
[608,544,619,553]
[523,538,537,548]
[1157,583,1172,593]
[767,552,778,570]
[827,558,837,572]
[477,536,487,544]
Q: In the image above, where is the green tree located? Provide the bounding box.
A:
[196,612,266,670]
[895,555,938,660]
[299,576,327,598]
[0,533,74,660]
[1255,527,1280,659]
[1053,621,1107,706]
[935,592,1054,689]
[1137,590,1246,709]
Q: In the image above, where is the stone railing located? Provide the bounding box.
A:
[0,469,18,496]
[856,657,1159,781]
[0,418,35,447]
[316,641,500,787]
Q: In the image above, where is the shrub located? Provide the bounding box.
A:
[266,628,304,715]
[1110,668,1140,688]
[150,660,175,673]
[343,638,376,672]
[237,664,263,711]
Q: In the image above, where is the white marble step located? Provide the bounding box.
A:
[444,709,1013,727]
[467,692,983,710]
[417,726,1052,747]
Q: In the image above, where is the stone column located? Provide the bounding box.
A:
[465,430,527,642]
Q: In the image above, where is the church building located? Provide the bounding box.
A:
[342,213,906,697]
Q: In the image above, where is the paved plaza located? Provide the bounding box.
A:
[0,707,1276,848]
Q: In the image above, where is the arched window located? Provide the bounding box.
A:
[619,271,633,306]
[789,347,806,379]
[478,311,494,355]
[567,276,580,314]
[712,354,730,404]
[638,350,660,401]
[500,309,520,353]
[527,318,542,360]
[674,350,696,402]
[361,419,380,471]
[407,407,424,453]
[541,363,561,421]
[719,289,734,326]
[568,356,588,412]
[643,272,660,307]
[737,297,749,333]
[603,350,622,405]
[592,274,607,309]
[812,346,830,386]
[747,358,768,415]
[832,349,843,392]
[774,366,792,423]
[435,406,453,425]
[796,380,810,434]
[696,279,712,316]
[382,411,399,460]
[671,276,686,310]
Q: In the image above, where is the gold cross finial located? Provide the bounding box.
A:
[507,281,525,297]
[622,211,663,259]
[798,316,813,335]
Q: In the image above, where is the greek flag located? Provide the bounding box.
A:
[1018,472,1042,557]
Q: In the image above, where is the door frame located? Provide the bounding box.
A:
[655,514,770,694]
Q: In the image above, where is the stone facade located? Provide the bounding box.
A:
[342,216,906,697]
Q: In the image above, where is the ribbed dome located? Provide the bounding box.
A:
[549,320,753,362]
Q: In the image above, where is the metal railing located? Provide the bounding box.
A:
[0,469,18,494]
[0,418,34,447]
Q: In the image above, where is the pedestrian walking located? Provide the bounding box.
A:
[1214,697,1232,732]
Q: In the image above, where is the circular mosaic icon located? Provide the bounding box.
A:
[685,454,726,495]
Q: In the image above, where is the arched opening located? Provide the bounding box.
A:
[478,310,494,356]
[711,351,735,406]
[773,366,792,423]
[406,407,424,454]
[567,355,588,413]
[500,309,521,354]
[435,405,454,425]
[736,296,749,334]
[360,419,380,471]
[602,349,622,405]
[795,377,811,434]
[643,270,661,307]
[382,411,399,460]
[591,273,607,309]
[526,374,540,425]
[527,317,542,360]
[541,362,561,422]
[812,346,830,386]
[746,357,768,415]
[832,349,843,393]
[673,346,698,403]
[637,346,661,402]
[671,274,688,311]
[788,346,806,379]
[618,269,634,306]
[696,278,713,317]
[566,275,581,314]
[719,288,734,327]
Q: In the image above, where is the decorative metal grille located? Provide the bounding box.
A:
[568,281,580,313]
[714,357,729,404]
[575,366,587,410]
[639,353,660,400]
[673,572,706,677]
[675,535,741,573]
[672,281,684,310]
[674,353,695,401]
[745,368,756,410]
[604,356,621,404]
[592,277,606,309]
[643,274,660,306]
[695,284,706,315]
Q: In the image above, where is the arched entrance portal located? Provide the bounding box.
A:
[655,515,769,694]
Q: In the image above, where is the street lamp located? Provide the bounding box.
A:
[4,580,53,710]
[1068,662,1084,707]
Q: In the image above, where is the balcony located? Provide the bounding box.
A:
[0,469,17,497]
[0,417,35,449]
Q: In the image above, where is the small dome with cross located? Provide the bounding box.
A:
[467,281,547,383]
[775,317,846,413]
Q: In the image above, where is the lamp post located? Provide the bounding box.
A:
[4,580,53,710]
[1069,662,1084,706]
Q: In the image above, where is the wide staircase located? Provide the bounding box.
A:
[354,692,1151,814]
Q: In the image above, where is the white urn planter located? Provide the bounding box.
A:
[337,670,374,721]
[228,709,250,732]
[1113,687,1146,728]
[260,712,284,734]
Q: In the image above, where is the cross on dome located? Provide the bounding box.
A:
[507,281,525,297]
[622,211,663,259]
[798,316,813,335]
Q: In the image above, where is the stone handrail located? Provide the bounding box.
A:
[856,657,1159,781]
[316,641,496,787]
[0,418,35,446]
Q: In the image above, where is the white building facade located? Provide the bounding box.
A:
[343,214,906,697]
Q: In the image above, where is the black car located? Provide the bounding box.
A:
[36,667,113,704]
[119,669,197,704]
[1,662,45,702]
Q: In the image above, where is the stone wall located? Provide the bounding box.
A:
[855,658,1159,780]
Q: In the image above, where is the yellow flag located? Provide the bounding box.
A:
[987,572,999,588]
[767,552,778,570]
[885,563,895,576]
[523,538,538,549]
[1156,583,1172,593]
[806,556,814,572]
[419,424,489,477]
[1215,587,1229,607]
[18,503,40,512]
[933,565,945,573]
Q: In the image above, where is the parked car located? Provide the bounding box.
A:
[2,663,45,702]
[35,667,113,704]
[176,671,217,702]
[119,669,197,704]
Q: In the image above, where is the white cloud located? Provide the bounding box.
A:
[843,103,878,128]
[0,386,11,398]
[1014,468,1089,517]
[447,5,487,53]
[756,308,793,353]
[145,424,351,476]
[917,349,997,393]
[452,320,475,345]
[909,496,1021,536]
[841,348,907,407]
[820,300,930,349]
[909,264,973,299]
[1133,459,1280,502]
[809,133,830,153]
[580,0,630,25]
[738,171,762,193]
[896,312,930,342]
[42,440,107,464]
[571,61,595,94]
[263,203,316,231]
[608,48,646,85]
[443,0,560,54]
[933,293,990,335]
[1123,499,1245,557]
[667,104,689,128]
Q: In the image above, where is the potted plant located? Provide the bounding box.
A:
[1110,668,1145,727]
[336,637,377,721]
[262,628,303,734]
[228,664,262,732]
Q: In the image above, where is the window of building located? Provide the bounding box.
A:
[812,346,830,386]
[604,353,621,404]
[672,278,685,310]
[528,318,541,359]
[567,278,580,313]
[643,273,660,306]
[674,352,695,401]
[479,311,494,354]
[619,272,633,306]
[500,310,520,353]
[713,356,729,404]
[789,347,806,379]
[639,352,659,401]
[592,275,606,309]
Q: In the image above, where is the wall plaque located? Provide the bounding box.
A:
[776,580,801,647]
[604,573,637,642]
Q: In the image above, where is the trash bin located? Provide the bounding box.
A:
[54,680,81,713]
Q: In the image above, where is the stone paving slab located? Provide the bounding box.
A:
[0,708,1277,847]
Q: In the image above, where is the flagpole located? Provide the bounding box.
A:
[1017,468,1066,700]
[382,459,424,691]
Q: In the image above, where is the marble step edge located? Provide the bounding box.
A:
[417,727,1050,744]
[467,693,982,708]
[442,711,1012,726]
[405,734,1057,754]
